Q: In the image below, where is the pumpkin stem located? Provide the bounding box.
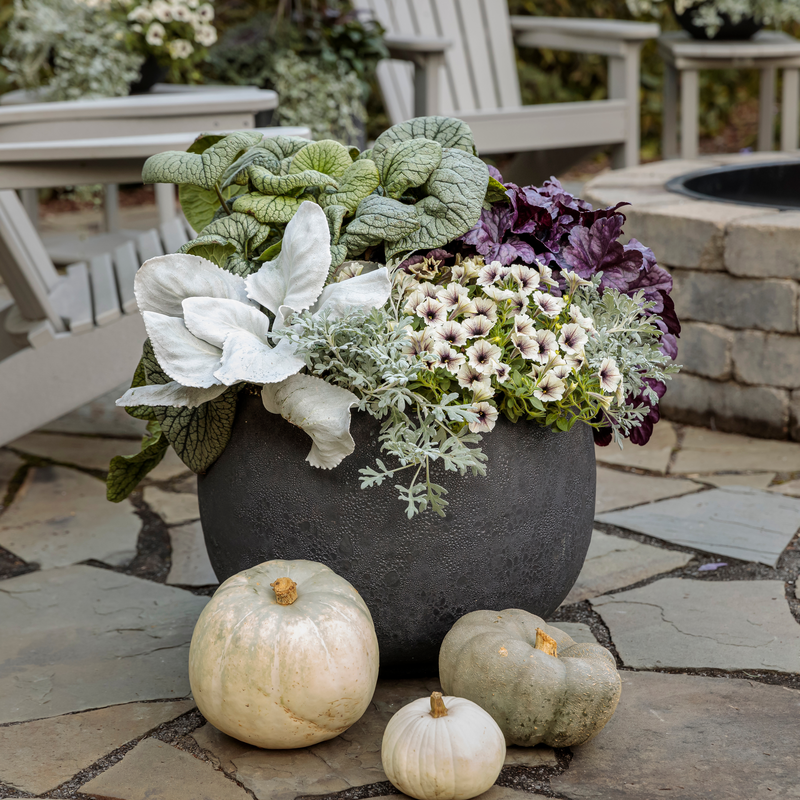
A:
[270,577,298,605]
[534,628,558,657]
[430,692,448,718]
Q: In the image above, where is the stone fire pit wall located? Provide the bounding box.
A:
[584,154,800,441]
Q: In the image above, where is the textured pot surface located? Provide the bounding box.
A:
[672,1,762,39]
[198,393,596,672]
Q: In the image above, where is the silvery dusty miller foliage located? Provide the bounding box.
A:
[108,116,679,518]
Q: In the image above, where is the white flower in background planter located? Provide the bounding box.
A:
[118,201,391,468]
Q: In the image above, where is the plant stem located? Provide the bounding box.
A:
[430,692,448,718]
[215,184,231,215]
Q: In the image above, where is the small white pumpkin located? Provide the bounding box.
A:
[189,559,379,748]
[381,692,506,800]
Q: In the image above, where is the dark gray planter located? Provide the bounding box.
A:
[198,393,596,673]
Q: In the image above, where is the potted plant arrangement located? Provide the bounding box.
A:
[2,0,217,100]
[107,116,679,669]
[626,0,800,39]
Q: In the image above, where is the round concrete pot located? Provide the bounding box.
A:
[198,393,596,672]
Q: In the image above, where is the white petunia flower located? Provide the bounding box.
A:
[597,357,622,393]
[449,294,477,317]
[533,291,565,319]
[569,304,595,333]
[432,320,467,348]
[493,362,511,383]
[128,5,153,22]
[481,285,515,302]
[194,23,217,46]
[461,314,493,339]
[535,259,559,287]
[403,289,426,315]
[552,364,571,380]
[466,339,502,375]
[197,1,214,20]
[562,269,592,294]
[565,350,586,371]
[418,281,439,299]
[477,260,508,286]
[471,295,498,322]
[451,259,481,284]
[416,297,447,326]
[530,329,559,364]
[151,0,172,21]
[558,322,589,355]
[168,38,194,59]
[512,333,538,360]
[507,291,528,316]
[471,382,495,403]
[514,314,536,338]
[402,327,434,357]
[534,371,566,402]
[432,342,465,374]
[457,364,491,394]
[510,263,540,294]
[589,391,613,410]
[145,21,165,45]
[468,402,499,433]
[437,282,469,310]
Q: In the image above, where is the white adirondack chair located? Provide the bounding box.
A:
[358,0,659,168]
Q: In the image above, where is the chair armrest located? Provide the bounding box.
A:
[511,17,659,55]
[384,34,451,60]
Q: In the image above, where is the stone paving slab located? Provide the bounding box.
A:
[770,478,800,497]
[0,565,208,723]
[8,432,189,480]
[144,486,201,525]
[0,700,194,795]
[688,472,776,489]
[595,466,701,513]
[550,671,800,800]
[592,578,800,671]
[563,531,693,605]
[594,421,676,474]
[549,622,597,643]
[80,737,251,800]
[0,466,140,569]
[671,426,800,474]
[0,449,23,502]
[41,383,148,439]
[597,486,800,567]
[192,679,557,800]
[167,521,218,586]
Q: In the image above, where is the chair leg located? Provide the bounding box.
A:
[155,184,178,227]
[104,184,120,233]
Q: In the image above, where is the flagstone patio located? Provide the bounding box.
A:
[1,401,798,800]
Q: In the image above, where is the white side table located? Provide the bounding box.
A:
[658,30,800,158]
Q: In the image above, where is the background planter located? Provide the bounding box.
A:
[671,1,762,40]
[198,393,596,673]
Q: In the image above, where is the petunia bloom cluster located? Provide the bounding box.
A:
[396,254,625,436]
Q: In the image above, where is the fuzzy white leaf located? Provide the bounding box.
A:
[143,311,222,389]
[182,297,271,349]
[135,253,249,317]
[261,374,358,469]
[116,382,228,409]
[245,201,331,328]
[311,267,392,320]
[214,332,305,386]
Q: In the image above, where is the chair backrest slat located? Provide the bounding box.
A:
[89,253,122,327]
[0,190,65,330]
[408,0,456,112]
[483,0,523,107]
[113,241,139,315]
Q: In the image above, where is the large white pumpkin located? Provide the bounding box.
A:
[189,559,379,748]
[381,692,506,800]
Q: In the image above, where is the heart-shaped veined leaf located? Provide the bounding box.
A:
[144,312,223,389]
[339,194,420,257]
[330,243,348,268]
[372,116,477,158]
[260,135,315,162]
[124,339,169,421]
[106,420,169,502]
[317,159,380,214]
[179,235,237,270]
[310,267,392,320]
[324,204,348,245]
[222,135,312,187]
[290,139,353,178]
[155,386,238,474]
[179,180,239,234]
[142,131,263,189]
[357,148,373,161]
[261,374,359,469]
[116,382,228,409]
[245,201,331,328]
[225,254,262,278]
[248,165,338,195]
[180,212,270,270]
[232,193,303,225]
[134,253,250,317]
[385,148,489,259]
[182,296,272,349]
[373,138,442,199]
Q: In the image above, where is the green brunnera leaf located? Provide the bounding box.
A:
[330,243,348,268]
[372,116,477,158]
[385,148,489,259]
[339,194,420,256]
[222,135,314,186]
[324,204,348,244]
[180,212,270,273]
[290,139,353,178]
[106,421,169,502]
[124,339,170,421]
[485,175,509,204]
[154,386,238,474]
[232,193,304,225]
[372,138,443,199]
[248,164,338,195]
[179,182,239,235]
[143,130,263,189]
[317,159,380,214]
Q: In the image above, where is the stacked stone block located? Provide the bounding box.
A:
[584,154,800,440]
